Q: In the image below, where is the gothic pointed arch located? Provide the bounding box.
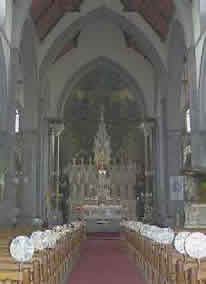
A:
[58,56,147,120]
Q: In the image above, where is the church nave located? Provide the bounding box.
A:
[1,1,206,284]
[68,236,145,284]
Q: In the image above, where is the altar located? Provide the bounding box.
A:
[184,171,206,229]
[65,108,137,231]
[83,204,121,232]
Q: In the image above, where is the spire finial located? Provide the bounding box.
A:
[94,105,111,168]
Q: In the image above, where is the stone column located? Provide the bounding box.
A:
[48,121,64,223]
[199,42,206,169]
[39,118,49,220]
[166,129,184,226]
[20,129,38,223]
[142,121,154,223]
[47,125,55,223]
[49,125,55,186]
[0,131,11,200]
[155,97,168,225]
[80,159,85,201]
[3,48,20,224]
[182,48,202,226]
[4,49,19,196]
[187,47,201,169]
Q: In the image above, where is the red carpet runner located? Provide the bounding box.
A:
[68,235,146,284]
[87,232,120,240]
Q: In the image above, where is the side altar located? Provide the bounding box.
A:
[184,168,206,229]
[64,108,137,231]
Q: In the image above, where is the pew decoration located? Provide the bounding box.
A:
[121,220,206,258]
[44,230,58,248]
[31,222,83,252]
[121,221,175,244]
[121,221,206,284]
[10,235,34,262]
[9,222,84,258]
[4,221,85,284]
[31,231,47,250]
[174,231,191,255]
[184,232,206,259]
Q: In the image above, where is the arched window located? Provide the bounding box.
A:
[180,53,191,169]
[185,108,191,133]
[183,108,192,169]
[15,109,20,133]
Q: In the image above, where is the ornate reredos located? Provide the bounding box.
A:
[93,107,111,168]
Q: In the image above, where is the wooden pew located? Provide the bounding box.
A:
[0,224,86,284]
[122,225,206,284]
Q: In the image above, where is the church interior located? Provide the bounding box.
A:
[1,0,206,283]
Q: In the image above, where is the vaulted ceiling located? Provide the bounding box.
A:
[31,0,83,40]
[31,0,174,41]
[121,0,174,39]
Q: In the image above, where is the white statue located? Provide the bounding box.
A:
[185,202,201,227]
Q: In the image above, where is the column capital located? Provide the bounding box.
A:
[10,47,20,60]
[48,119,64,136]
[140,121,155,137]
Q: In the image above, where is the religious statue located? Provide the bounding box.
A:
[184,202,200,227]
[59,175,70,223]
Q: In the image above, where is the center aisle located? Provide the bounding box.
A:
[68,235,146,284]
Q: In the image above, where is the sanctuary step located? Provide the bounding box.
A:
[87,232,120,240]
